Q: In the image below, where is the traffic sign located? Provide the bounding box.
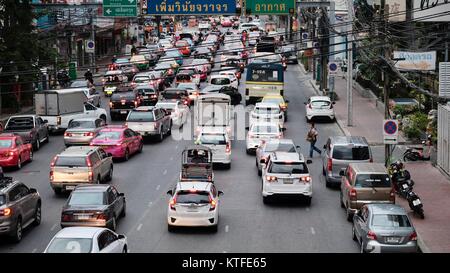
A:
[85,40,95,53]
[383,119,399,144]
[147,0,236,15]
[246,0,295,15]
[302,33,309,40]
[103,0,137,17]
[328,62,338,75]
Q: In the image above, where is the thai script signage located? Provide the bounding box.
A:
[147,0,237,15]
[413,0,450,22]
[246,0,295,15]
[393,51,437,71]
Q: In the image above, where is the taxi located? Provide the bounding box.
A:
[261,94,289,121]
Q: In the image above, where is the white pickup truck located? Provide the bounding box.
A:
[35,89,107,133]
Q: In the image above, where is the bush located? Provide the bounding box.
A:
[403,112,428,140]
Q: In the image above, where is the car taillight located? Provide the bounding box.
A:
[367,230,377,240]
[183,100,189,105]
[0,208,12,217]
[109,102,113,108]
[209,196,217,211]
[57,116,61,125]
[86,157,92,168]
[61,213,72,222]
[64,132,72,137]
[134,100,138,107]
[301,176,311,183]
[409,232,417,241]
[266,176,277,182]
[225,142,231,153]
[96,213,107,220]
[49,170,54,181]
[327,158,332,172]
[88,171,94,182]
[84,132,94,137]
[50,156,57,167]
[349,188,357,201]
[169,198,176,210]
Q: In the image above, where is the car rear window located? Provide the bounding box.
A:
[254,107,279,115]
[127,111,155,122]
[46,238,92,253]
[55,156,87,167]
[332,146,370,160]
[0,195,5,206]
[176,191,210,204]
[68,120,95,129]
[251,125,279,134]
[177,74,191,81]
[163,91,186,99]
[211,78,230,85]
[6,117,34,130]
[354,174,391,188]
[265,143,296,152]
[269,162,308,174]
[372,214,412,227]
[133,77,149,83]
[0,139,13,148]
[198,134,227,145]
[95,131,121,140]
[68,191,105,206]
[311,100,331,108]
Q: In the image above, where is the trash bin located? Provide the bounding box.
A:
[69,61,77,81]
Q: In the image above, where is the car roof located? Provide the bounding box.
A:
[271,151,303,162]
[74,184,110,192]
[366,204,407,215]
[255,102,280,108]
[310,96,331,101]
[7,114,37,119]
[53,227,106,239]
[176,182,212,192]
[133,106,157,111]
[200,126,227,134]
[348,163,387,174]
[330,136,369,146]
[60,146,99,156]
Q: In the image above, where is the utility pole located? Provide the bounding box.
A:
[382,0,391,167]
[90,8,96,72]
[346,0,353,126]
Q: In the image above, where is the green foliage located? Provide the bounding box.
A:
[403,112,428,140]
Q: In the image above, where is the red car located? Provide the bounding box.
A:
[0,133,33,169]
[175,40,191,57]
[221,19,232,27]
[90,125,143,161]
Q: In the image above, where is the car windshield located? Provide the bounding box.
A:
[251,125,279,134]
[175,191,210,204]
[265,143,296,152]
[46,238,93,253]
[198,134,226,145]
[68,191,105,206]
[332,146,370,160]
[70,81,87,88]
[311,100,331,108]
[254,107,279,115]
[134,77,149,83]
[6,117,34,130]
[269,162,309,174]
[96,131,121,140]
[0,139,13,148]
[156,103,176,110]
[354,174,391,188]
[68,120,95,129]
[127,111,155,122]
[163,91,186,99]
[0,195,5,206]
[177,74,191,81]
[263,98,283,104]
[372,214,412,227]
[55,156,87,167]
[211,78,230,85]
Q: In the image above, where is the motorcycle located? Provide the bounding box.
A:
[406,191,425,219]
[57,69,70,88]
[403,137,432,161]
[388,161,413,196]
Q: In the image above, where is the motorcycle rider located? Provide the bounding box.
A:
[84,69,94,85]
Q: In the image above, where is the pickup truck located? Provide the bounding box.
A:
[3,115,50,150]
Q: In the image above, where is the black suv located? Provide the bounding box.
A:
[0,175,41,242]
[109,86,142,120]
[135,84,160,106]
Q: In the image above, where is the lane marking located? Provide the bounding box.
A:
[225,225,229,233]
[175,144,178,149]
[163,169,167,175]
[223,250,227,253]
[311,227,316,235]
[137,223,143,231]
[170,157,173,161]
[148,201,153,207]
[50,223,58,231]
[156,185,161,190]
[306,207,310,212]
[32,248,38,253]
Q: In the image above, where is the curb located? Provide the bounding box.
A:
[417,231,431,253]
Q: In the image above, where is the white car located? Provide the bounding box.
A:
[262,152,313,205]
[219,70,240,86]
[249,103,285,130]
[44,227,128,253]
[167,182,223,232]
[209,74,238,89]
[155,101,189,128]
[246,122,283,154]
[248,31,261,46]
[195,127,231,168]
[199,20,211,30]
[305,96,336,122]
[68,87,101,107]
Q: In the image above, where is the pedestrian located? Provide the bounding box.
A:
[307,123,322,158]
[131,44,137,56]
[84,69,93,85]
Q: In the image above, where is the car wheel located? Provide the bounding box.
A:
[246,149,252,155]
[96,175,101,184]
[11,218,22,243]
[44,133,49,143]
[29,150,33,162]
[100,115,107,123]
[325,180,331,188]
[158,130,164,142]
[210,224,218,233]
[305,197,312,206]
[53,188,62,195]
[346,207,353,222]
[34,138,40,151]
[322,167,326,176]
[106,167,113,182]
[33,203,42,226]
[167,224,175,232]
[360,241,366,253]
[138,142,143,153]
[263,196,270,204]
[109,215,117,231]
[122,246,128,253]
[120,201,126,218]
[124,149,130,161]
[17,157,22,170]
[167,122,172,136]
[224,163,231,169]
[340,192,345,208]
[352,225,357,241]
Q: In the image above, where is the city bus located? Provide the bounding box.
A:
[245,63,284,105]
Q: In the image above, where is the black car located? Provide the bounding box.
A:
[116,63,139,81]
[160,88,190,105]
[135,84,159,106]
[109,86,141,120]
[224,58,245,73]
[215,86,242,106]
[60,185,126,231]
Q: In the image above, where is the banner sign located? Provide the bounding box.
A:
[413,0,450,22]
[147,0,236,15]
[246,0,295,15]
[393,51,436,71]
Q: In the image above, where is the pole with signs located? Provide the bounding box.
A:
[103,0,137,17]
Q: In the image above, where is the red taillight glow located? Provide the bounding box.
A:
[169,198,176,210]
[96,213,107,220]
[134,100,138,107]
[86,157,92,167]
[49,170,54,181]
[61,214,72,222]
[367,230,377,240]
[327,158,332,172]
[0,208,12,217]
[225,142,231,153]
[84,132,94,137]
[88,171,94,182]
[409,232,417,241]
[350,188,357,200]
[301,176,311,183]
[50,156,57,167]
[266,176,277,182]
[64,132,72,137]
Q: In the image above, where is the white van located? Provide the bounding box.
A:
[194,93,232,138]
[195,127,231,169]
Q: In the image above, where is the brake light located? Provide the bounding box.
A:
[266,176,277,182]
[327,158,332,172]
[367,230,377,240]
[84,132,94,137]
[169,198,176,210]
[50,156,57,167]
[134,100,138,107]
[349,188,357,201]
[409,232,417,241]
[64,132,72,137]
[225,142,231,153]
[209,197,217,211]
[49,170,54,181]
[61,213,72,222]
[96,213,107,220]
[0,208,12,217]
[86,157,92,168]
[109,102,113,108]
[301,176,311,183]
[88,171,94,182]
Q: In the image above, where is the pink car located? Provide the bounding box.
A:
[90,125,143,161]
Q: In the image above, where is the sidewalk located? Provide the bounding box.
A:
[301,64,450,253]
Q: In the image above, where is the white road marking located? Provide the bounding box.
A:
[32,248,38,253]
[148,201,153,207]
[175,145,178,149]
[223,250,227,253]
[50,223,58,231]
[306,207,310,212]
[163,169,167,175]
[137,223,143,231]
[170,157,173,161]
[311,227,316,235]
[156,185,161,190]
[225,225,229,233]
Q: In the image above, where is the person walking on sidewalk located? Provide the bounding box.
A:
[307,123,322,158]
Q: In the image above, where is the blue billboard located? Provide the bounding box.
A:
[147,0,237,15]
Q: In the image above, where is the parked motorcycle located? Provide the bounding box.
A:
[403,136,432,161]
[57,69,70,88]
[406,191,425,219]
[388,161,413,195]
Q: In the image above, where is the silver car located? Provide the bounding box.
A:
[256,139,300,176]
[352,204,418,253]
[64,118,106,146]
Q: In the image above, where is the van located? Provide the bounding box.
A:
[322,136,372,187]
[340,163,395,221]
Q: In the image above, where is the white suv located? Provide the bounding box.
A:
[166,182,223,232]
[195,127,231,169]
[249,102,285,130]
[246,122,283,154]
[262,152,313,205]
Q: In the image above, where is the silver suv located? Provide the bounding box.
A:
[322,136,372,187]
[50,146,114,194]
[0,177,41,242]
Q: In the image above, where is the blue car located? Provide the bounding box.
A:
[166,50,183,66]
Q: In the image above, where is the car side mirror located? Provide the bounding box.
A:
[117,234,126,240]
[29,188,37,194]
[303,102,307,105]
[332,101,336,105]
[218,191,224,196]
[339,168,346,176]
[296,145,301,149]
[166,190,173,196]
[281,128,286,131]
[306,159,312,164]
[285,100,290,103]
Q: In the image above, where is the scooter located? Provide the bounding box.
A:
[406,191,425,219]
[388,161,413,195]
[403,137,432,161]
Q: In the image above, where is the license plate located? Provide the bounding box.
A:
[120,110,127,114]
[413,199,421,206]
[402,184,409,189]
[283,179,293,184]
[143,96,149,99]
[76,214,90,220]
[386,237,400,243]
[65,186,75,191]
